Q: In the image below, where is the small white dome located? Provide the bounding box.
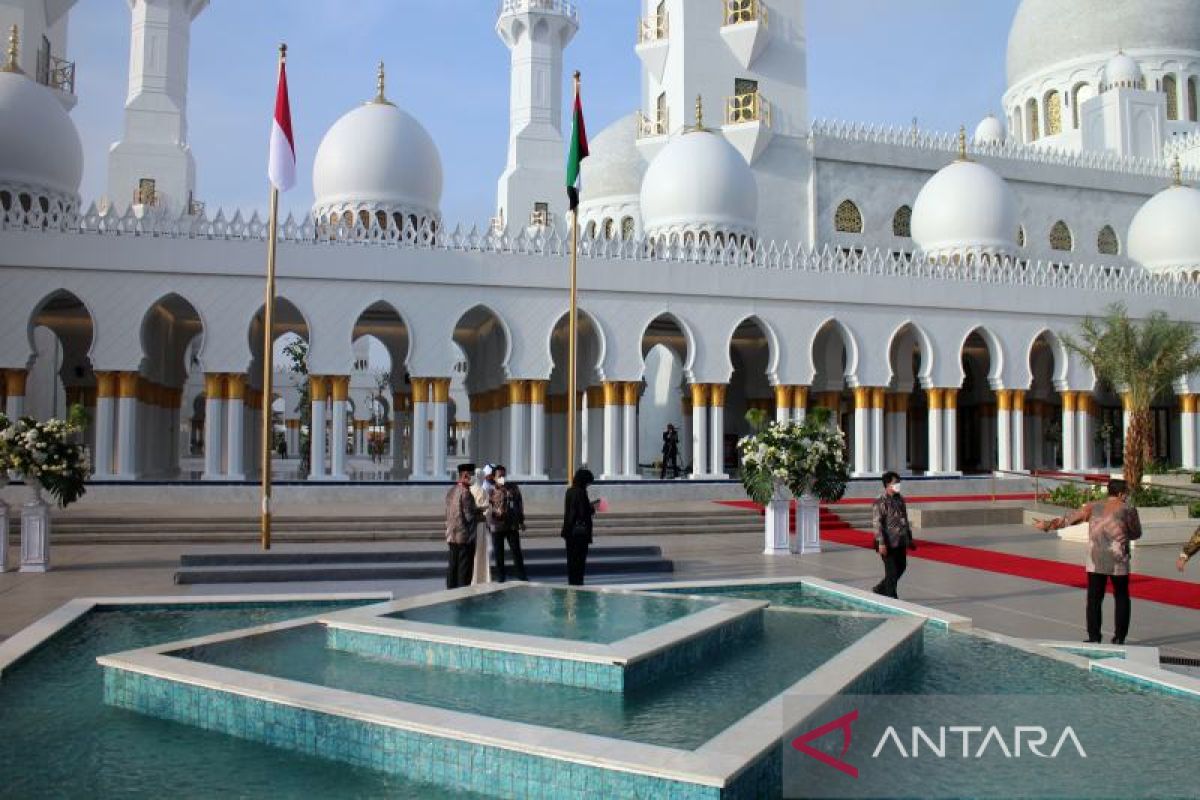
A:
[0,69,82,203]
[640,129,757,241]
[312,93,442,228]
[912,158,1018,259]
[581,114,645,202]
[1127,183,1200,273]
[1102,52,1144,91]
[973,115,1006,146]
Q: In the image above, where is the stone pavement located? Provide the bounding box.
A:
[1,512,1197,658]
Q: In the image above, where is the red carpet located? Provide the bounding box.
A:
[718,500,1200,610]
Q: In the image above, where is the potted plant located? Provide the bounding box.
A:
[738,407,850,555]
[0,409,90,572]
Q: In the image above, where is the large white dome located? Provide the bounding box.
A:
[1006,0,1200,87]
[973,115,1006,146]
[312,88,442,230]
[581,113,644,202]
[640,128,757,241]
[0,69,83,206]
[912,158,1018,260]
[1127,183,1200,275]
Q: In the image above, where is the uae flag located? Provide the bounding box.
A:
[565,78,588,210]
[268,59,295,192]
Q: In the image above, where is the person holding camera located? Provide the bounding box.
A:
[660,423,681,479]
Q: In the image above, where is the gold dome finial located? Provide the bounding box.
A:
[686,94,707,133]
[2,24,21,74]
[371,60,393,105]
[1172,154,1183,187]
[957,125,968,161]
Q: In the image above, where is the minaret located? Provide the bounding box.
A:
[106,0,209,216]
[494,0,578,231]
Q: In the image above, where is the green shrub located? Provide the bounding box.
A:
[1191,472,1200,484]
[1189,502,1200,519]
[1132,484,1179,508]
[1043,483,1104,509]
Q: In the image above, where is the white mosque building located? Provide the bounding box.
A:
[4,0,1200,485]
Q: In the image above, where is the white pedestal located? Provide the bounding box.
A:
[763,485,792,555]
[0,498,9,572]
[795,493,821,554]
[19,489,49,572]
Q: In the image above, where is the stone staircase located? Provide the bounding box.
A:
[26,508,762,545]
[174,544,673,584]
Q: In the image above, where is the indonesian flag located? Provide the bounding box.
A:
[565,77,588,211]
[268,60,295,192]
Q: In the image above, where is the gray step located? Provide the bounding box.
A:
[174,554,673,585]
[179,544,663,567]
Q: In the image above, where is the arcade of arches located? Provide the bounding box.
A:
[4,298,1199,482]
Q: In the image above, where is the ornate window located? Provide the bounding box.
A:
[1164,75,1179,120]
[834,200,863,234]
[1044,90,1062,135]
[1071,82,1093,129]
[603,218,614,239]
[1097,225,1119,256]
[1025,98,1039,141]
[1017,225,1026,247]
[621,216,635,239]
[724,0,762,26]
[892,205,912,237]
[1189,76,1198,122]
[1050,220,1073,252]
[584,220,596,239]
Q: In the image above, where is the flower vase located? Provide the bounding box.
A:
[0,474,8,572]
[794,492,821,554]
[763,481,792,555]
[19,478,50,573]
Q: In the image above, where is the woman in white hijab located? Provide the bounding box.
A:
[470,465,494,584]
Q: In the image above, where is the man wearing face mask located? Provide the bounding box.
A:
[488,464,528,582]
[444,463,479,589]
[871,471,916,598]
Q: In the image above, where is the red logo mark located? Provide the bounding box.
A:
[791,709,859,778]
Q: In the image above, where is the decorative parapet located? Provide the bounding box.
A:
[497,0,577,19]
[812,119,1200,183]
[3,185,1198,300]
[1165,131,1200,158]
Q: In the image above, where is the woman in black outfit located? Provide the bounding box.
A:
[561,468,599,585]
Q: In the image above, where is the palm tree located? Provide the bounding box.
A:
[1063,303,1200,491]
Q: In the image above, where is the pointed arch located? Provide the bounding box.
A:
[140,292,205,386]
[726,315,781,385]
[639,311,696,375]
[546,307,607,385]
[1049,220,1073,252]
[834,200,864,234]
[892,205,912,238]
[960,326,1004,387]
[1097,225,1119,256]
[1028,329,1069,388]
[452,304,513,377]
[351,299,412,377]
[1164,74,1179,120]
[1044,89,1062,135]
[27,288,96,360]
[810,317,859,384]
[885,320,934,386]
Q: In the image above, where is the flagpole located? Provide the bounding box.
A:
[566,71,581,483]
[260,42,286,551]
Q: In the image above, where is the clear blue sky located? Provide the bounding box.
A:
[68,0,1020,223]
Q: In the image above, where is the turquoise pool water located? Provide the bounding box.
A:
[177,609,879,749]
[388,585,718,643]
[659,582,887,613]
[0,602,482,799]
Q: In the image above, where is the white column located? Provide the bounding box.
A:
[943,392,958,474]
[710,384,727,478]
[1011,391,1026,472]
[775,385,793,425]
[202,374,224,480]
[529,382,547,479]
[996,391,1013,473]
[792,387,808,426]
[116,373,140,480]
[431,378,450,479]
[224,376,245,480]
[1181,394,1197,470]
[601,382,620,479]
[1061,392,1077,472]
[410,379,429,479]
[690,385,708,478]
[330,376,349,480]
[887,393,908,472]
[1077,396,1094,472]
[927,389,944,474]
[93,374,117,479]
[622,381,639,478]
[508,381,529,477]
[4,369,27,419]
[852,387,872,476]
[870,388,884,474]
[309,377,328,480]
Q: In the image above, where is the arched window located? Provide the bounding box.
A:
[1071,82,1094,129]
[621,216,634,239]
[1026,98,1040,140]
[1050,220,1073,252]
[834,200,863,233]
[603,218,615,239]
[1044,90,1062,135]
[1164,74,1179,121]
[585,220,596,239]
[1012,105,1024,144]
[1097,225,1119,256]
[1017,225,1026,248]
[892,205,912,237]
[1189,76,1198,122]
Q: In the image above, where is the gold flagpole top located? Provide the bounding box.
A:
[1172,154,1183,186]
[372,60,394,106]
[2,25,21,74]
[278,42,287,63]
[573,69,580,88]
[957,125,968,161]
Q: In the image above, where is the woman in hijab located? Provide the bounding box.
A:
[561,468,599,585]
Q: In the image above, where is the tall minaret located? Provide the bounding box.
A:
[495,0,578,231]
[106,0,209,216]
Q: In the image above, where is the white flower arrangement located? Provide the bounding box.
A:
[0,412,90,507]
[738,408,850,505]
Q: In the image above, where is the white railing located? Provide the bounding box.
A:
[637,109,669,138]
[812,118,1200,183]
[637,10,668,44]
[1165,131,1200,158]
[3,186,1198,300]
[726,91,771,126]
[497,0,577,20]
